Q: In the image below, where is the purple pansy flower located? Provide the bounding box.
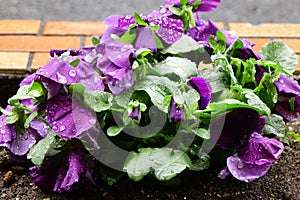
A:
[273,74,300,121]
[0,114,38,156]
[44,94,96,140]
[36,49,104,92]
[188,77,212,110]
[188,19,219,47]
[223,133,284,182]
[128,106,140,120]
[29,148,95,193]
[169,95,185,123]
[210,108,265,150]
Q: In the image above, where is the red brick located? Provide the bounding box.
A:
[246,38,270,52]
[0,52,29,73]
[43,21,107,36]
[31,53,51,71]
[0,20,41,35]
[0,36,80,52]
[228,23,300,38]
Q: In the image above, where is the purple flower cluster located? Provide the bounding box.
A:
[0,0,297,192]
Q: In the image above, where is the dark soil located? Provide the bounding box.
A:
[0,77,299,200]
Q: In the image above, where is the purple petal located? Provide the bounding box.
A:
[274,74,300,96]
[274,96,300,122]
[128,106,140,120]
[36,57,77,85]
[188,77,212,109]
[105,68,134,95]
[210,109,265,150]
[19,74,36,87]
[196,0,221,12]
[188,20,219,46]
[105,40,134,68]
[135,26,157,52]
[30,148,94,193]
[34,75,63,99]
[148,16,184,44]
[169,96,185,123]
[226,153,271,182]
[238,133,284,166]
[0,115,16,145]
[45,94,96,139]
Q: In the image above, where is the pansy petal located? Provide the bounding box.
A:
[0,115,16,144]
[210,109,265,150]
[30,148,94,193]
[227,154,271,182]
[196,0,221,12]
[169,96,185,123]
[105,40,134,68]
[135,26,157,52]
[274,74,300,96]
[188,77,212,109]
[45,94,96,139]
[238,133,284,165]
[148,16,184,44]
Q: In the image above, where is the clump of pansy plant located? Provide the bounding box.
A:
[1,0,300,192]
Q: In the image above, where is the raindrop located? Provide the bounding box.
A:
[1,129,5,134]
[282,84,286,88]
[69,69,77,77]
[237,160,244,169]
[16,144,20,149]
[279,79,284,83]
[160,7,167,14]
[117,55,122,59]
[120,47,127,53]
[88,118,96,125]
[57,72,68,84]
[59,126,66,132]
[52,126,58,131]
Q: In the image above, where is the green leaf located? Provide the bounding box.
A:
[259,40,298,74]
[193,128,210,140]
[164,35,203,54]
[107,126,124,137]
[92,36,100,45]
[208,99,267,116]
[243,91,271,116]
[180,0,189,6]
[123,148,192,182]
[69,59,80,67]
[27,131,58,167]
[24,111,38,129]
[168,6,182,16]
[120,28,137,43]
[152,32,164,49]
[153,57,198,81]
[182,90,200,120]
[134,76,180,113]
[84,90,113,112]
[133,12,147,26]
[8,81,45,106]
[5,112,19,124]
[263,114,285,137]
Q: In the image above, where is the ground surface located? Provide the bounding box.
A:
[1,0,300,24]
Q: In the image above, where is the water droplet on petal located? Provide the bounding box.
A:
[88,118,96,125]
[237,159,244,169]
[69,69,77,77]
[52,126,58,131]
[57,72,68,84]
[59,125,66,132]
[1,129,5,134]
